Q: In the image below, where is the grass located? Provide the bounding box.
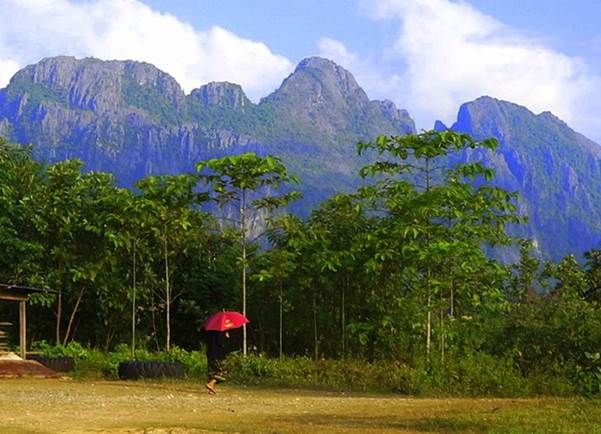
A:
[1,379,601,433]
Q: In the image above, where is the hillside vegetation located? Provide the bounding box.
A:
[3,131,601,397]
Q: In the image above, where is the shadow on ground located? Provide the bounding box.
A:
[281,413,529,433]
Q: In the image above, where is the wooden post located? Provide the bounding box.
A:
[19,301,26,359]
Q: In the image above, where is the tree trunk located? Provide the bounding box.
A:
[341,278,346,357]
[440,288,445,363]
[132,240,137,357]
[55,289,62,345]
[62,287,84,345]
[279,283,283,359]
[150,294,159,351]
[163,233,171,352]
[425,156,432,360]
[241,189,248,356]
[104,328,114,353]
[313,291,319,360]
[426,290,432,358]
[450,282,454,316]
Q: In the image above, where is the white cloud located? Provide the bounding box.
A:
[0,59,20,89]
[356,0,601,140]
[318,38,357,66]
[0,0,293,100]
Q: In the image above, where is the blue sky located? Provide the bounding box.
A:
[2,0,601,141]
[142,0,601,69]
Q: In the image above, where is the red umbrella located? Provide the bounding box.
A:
[203,311,250,331]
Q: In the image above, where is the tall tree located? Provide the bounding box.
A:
[136,173,206,351]
[357,130,522,360]
[26,160,125,344]
[0,140,44,284]
[196,153,300,355]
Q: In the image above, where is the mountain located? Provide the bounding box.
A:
[446,96,601,260]
[1,56,601,259]
[0,56,414,215]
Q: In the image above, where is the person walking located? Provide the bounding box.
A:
[204,329,230,394]
[202,311,249,394]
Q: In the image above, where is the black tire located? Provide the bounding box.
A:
[118,361,139,380]
[118,360,184,380]
[146,361,159,378]
[171,361,184,378]
[29,356,75,372]
[138,361,148,378]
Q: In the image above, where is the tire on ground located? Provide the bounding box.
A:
[118,360,185,380]
[29,355,75,372]
[118,361,139,380]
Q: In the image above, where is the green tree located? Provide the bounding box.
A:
[508,240,543,302]
[543,254,587,301]
[584,249,601,301]
[254,220,299,358]
[196,153,300,354]
[24,160,125,344]
[0,139,44,284]
[357,130,521,360]
[136,173,207,351]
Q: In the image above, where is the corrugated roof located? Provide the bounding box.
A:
[0,284,58,294]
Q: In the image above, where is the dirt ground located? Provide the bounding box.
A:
[0,378,600,433]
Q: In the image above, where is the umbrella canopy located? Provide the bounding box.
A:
[203,311,250,331]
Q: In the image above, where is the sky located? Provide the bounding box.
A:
[1,0,601,141]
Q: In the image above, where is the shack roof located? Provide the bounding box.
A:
[0,284,57,301]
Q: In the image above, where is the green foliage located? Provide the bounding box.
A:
[573,352,601,396]
[414,352,529,397]
[224,353,573,397]
[6,78,69,109]
[196,152,300,208]
[33,341,207,379]
[196,152,301,353]
[122,77,180,124]
[226,353,416,393]
[0,139,238,352]
[33,340,89,359]
[5,132,601,397]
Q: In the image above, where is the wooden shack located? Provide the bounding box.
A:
[0,283,54,359]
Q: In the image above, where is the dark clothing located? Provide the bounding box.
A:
[207,357,227,382]
[205,330,227,360]
[203,330,228,382]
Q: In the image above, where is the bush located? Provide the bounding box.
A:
[573,352,601,397]
[31,341,207,380]
[422,352,529,397]
[226,354,416,393]
[225,352,579,397]
[26,341,591,397]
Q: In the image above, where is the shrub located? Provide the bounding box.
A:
[27,341,593,397]
[573,352,601,397]
[31,341,207,380]
[440,352,529,397]
[226,354,416,393]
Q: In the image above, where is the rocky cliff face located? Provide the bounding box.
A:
[448,96,601,259]
[189,82,249,110]
[0,55,414,208]
[261,57,413,144]
[2,56,197,183]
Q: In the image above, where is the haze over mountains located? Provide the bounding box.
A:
[0,55,600,260]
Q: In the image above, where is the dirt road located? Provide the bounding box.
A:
[0,379,598,433]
